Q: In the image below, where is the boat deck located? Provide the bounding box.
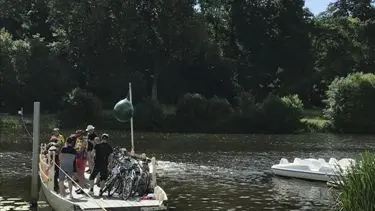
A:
[39,146,167,211]
[61,172,167,211]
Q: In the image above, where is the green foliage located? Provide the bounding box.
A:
[301,118,331,132]
[176,93,208,120]
[324,72,375,133]
[0,115,21,130]
[134,99,166,130]
[207,96,233,120]
[58,88,102,128]
[0,29,31,111]
[1,0,375,133]
[229,91,261,133]
[333,152,375,211]
[259,94,304,133]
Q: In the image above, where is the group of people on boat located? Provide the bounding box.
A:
[45,125,114,198]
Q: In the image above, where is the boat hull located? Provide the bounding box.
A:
[271,167,335,182]
[39,174,75,211]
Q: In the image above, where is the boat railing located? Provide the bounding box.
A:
[39,143,55,190]
[40,143,108,211]
[39,143,162,206]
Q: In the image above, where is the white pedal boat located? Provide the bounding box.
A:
[271,157,355,182]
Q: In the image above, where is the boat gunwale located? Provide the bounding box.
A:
[271,166,338,176]
[38,148,168,211]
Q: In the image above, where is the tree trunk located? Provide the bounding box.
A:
[151,61,159,101]
[151,74,158,101]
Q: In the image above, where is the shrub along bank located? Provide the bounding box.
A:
[324,72,375,133]
[56,88,309,134]
[3,72,375,134]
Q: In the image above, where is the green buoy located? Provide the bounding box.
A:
[113,98,134,122]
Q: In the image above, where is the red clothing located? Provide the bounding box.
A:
[75,157,86,174]
[75,151,87,174]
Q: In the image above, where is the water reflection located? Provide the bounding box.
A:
[271,177,333,208]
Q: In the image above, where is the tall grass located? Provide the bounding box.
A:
[333,151,375,211]
[0,115,22,129]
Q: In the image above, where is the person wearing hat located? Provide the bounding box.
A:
[89,133,113,196]
[47,136,60,193]
[74,130,86,149]
[72,130,86,180]
[85,125,97,173]
[52,128,65,147]
[74,141,87,194]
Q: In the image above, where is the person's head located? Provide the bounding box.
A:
[85,125,95,134]
[66,135,75,146]
[75,142,84,152]
[101,133,109,142]
[94,137,100,144]
[52,128,60,136]
[75,129,84,138]
[50,135,58,143]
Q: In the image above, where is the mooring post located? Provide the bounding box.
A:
[129,82,135,154]
[30,102,40,207]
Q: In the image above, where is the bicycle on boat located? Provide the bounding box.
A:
[101,147,152,200]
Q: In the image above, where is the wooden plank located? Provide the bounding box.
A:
[58,169,165,210]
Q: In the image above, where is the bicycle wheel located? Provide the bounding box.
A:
[101,175,115,194]
[130,175,140,197]
[108,177,121,197]
[136,172,149,196]
[121,177,133,200]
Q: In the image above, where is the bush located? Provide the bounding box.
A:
[176,93,208,118]
[229,91,262,133]
[324,72,375,133]
[134,99,166,130]
[207,96,233,120]
[58,88,102,128]
[175,93,209,131]
[259,94,304,133]
[333,152,375,211]
[234,91,256,113]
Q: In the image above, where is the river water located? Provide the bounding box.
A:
[1,132,374,210]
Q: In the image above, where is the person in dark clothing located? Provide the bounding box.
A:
[89,133,113,196]
[59,138,77,198]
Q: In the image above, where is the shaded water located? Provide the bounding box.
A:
[1,132,375,210]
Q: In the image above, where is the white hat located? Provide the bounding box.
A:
[86,125,95,131]
[53,128,59,132]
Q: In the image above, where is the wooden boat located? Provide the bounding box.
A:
[39,145,168,211]
[271,157,355,182]
[37,83,168,210]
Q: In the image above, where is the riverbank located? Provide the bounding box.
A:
[0,108,330,134]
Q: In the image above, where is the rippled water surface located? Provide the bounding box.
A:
[1,132,375,210]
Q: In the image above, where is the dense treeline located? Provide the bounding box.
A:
[1,0,375,133]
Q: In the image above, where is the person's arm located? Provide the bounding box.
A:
[92,149,96,159]
[58,152,63,166]
[107,146,114,168]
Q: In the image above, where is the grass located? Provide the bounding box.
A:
[332,151,375,211]
[164,104,177,115]
[0,113,59,132]
[0,114,22,129]
[301,109,330,132]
